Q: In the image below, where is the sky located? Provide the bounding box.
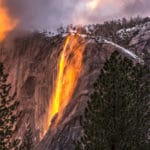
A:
[2,0,150,31]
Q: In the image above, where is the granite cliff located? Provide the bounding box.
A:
[0,21,149,150]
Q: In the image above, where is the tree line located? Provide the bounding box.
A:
[75,51,150,150]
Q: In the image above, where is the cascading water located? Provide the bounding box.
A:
[42,34,86,138]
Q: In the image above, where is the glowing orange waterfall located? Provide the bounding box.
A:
[0,0,18,41]
[42,34,86,137]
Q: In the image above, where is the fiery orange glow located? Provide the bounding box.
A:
[42,34,86,137]
[0,0,18,41]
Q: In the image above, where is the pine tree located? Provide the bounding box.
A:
[75,51,150,150]
[0,63,20,150]
[19,123,33,150]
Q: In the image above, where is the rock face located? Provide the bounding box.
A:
[0,33,64,143]
[0,22,149,150]
[129,22,150,66]
[37,41,114,150]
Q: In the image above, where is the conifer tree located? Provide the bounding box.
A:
[75,51,150,150]
[0,63,20,149]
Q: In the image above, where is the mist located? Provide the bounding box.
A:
[2,0,150,31]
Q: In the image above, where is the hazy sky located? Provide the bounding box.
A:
[2,0,150,31]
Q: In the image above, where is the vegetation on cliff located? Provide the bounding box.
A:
[75,51,150,150]
[0,63,20,149]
